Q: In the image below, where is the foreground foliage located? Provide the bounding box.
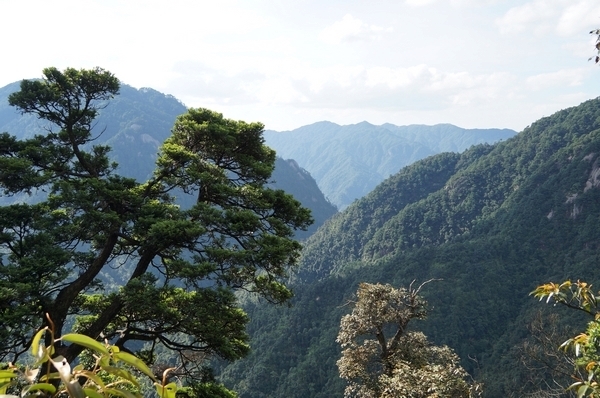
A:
[1,319,157,398]
[533,280,600,397]
[336,282,480,398]
[0,67,311,383]
[0,320,235,398]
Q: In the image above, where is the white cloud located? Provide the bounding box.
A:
[405,0,437,6]
[446,73,519,106]
[166,57,596,132]
[496,0,559,35]
[319,14,393,44]
[405,0,502,7]
[557,1,600,36]
[526,68,588,90]
[166,59,529,116]
[257,78,311,105]
[497,0,600,36]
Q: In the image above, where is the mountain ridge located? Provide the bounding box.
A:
[264,122,516,209]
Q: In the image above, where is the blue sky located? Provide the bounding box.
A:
[1,0,599,131]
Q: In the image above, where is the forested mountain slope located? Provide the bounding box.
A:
[219,97,600,398]
[0,82,336,237]
[272,158,337,238]
[0,82,187,179]
[264,122,516,209]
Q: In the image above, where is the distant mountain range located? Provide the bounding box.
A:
[264,122,516,209]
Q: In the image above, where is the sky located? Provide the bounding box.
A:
[1,0,599,132]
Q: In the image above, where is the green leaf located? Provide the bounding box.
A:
[83,388,105,398]
[99,355,111,369]
[0,370,17,379]
[155,382,178,398]
[22,382,57,395]
[0,376,15,395]
[578,384,590,398]
[60,333,109,355]
[39,371,61,382]
[31,327,48,361]
[113,351,157,381]
[103,387,140,398]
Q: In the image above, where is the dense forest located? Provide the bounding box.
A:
[217,97,600,397]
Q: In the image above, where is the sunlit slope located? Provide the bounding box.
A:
[220,97,600,398]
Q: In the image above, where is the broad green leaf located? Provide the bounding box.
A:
[103,387,140,398]
[114,351,156,381]
[60,333,109,355]
[72,364,84,372]
[155,382,177,398]
[99,355,110,369]
[578,384,590,398]
[39,371,61,382]
[0,379,15,395]
[83,388,105,398]
[105,379,138,389]
[0,370,17,379]
[22,382,57,395]
[30,327,48,362]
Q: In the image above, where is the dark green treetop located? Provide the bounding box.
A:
[0,67,312,380]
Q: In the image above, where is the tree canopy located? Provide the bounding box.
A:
[0,67,312,382]
[336,282,478,398]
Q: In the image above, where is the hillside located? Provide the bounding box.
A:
[0,82,188,180]
[273,158,337,239]
[218,97,600,398]
[0,82,336,237]
[264,122,516,209]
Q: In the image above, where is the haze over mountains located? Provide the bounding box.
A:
[264,122,516,209]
